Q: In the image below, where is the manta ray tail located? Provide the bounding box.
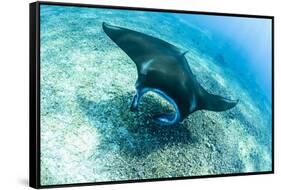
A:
[200,91,239,112]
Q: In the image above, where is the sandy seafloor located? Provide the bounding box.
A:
[40,5,272,185]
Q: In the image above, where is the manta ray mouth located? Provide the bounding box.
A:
[137,88,181,126]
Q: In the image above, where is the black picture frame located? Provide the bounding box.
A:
[29,1,274,189]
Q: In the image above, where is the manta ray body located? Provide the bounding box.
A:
[102,22,238,126]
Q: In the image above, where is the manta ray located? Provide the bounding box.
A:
[102,22,238,126]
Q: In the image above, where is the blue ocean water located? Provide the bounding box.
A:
[39,5,272,186]
[177,14,272,101]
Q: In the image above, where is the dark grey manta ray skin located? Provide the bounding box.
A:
[102,22,238,126]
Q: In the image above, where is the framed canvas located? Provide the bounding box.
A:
[29,1,274,188]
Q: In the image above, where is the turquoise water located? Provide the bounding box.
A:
[40,5,272,185]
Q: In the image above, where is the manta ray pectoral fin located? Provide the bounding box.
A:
[102,22,184,71]
[201,92,239,112]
